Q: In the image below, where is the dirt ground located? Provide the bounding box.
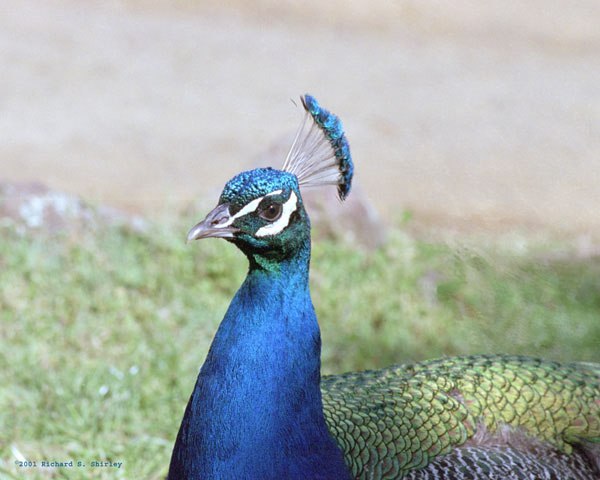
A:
[2,0,599,236]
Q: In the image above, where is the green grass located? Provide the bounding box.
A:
[1,215,599,479]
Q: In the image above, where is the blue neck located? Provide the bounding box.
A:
[168,244,350,479]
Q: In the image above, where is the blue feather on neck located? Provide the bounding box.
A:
[168,239,350,479]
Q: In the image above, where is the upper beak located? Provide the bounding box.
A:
[186,203,238,243]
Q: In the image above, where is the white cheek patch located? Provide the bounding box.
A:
[256,191,298,237]
[217,189,283,229]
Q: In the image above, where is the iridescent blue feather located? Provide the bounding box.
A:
[282,94,354,200]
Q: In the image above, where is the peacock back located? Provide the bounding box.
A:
[322,354,600,479]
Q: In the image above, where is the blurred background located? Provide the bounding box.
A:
[3,0,599,234]
[2,1,600,479]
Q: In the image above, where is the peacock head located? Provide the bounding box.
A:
[187,94,353,265]
[187,167,310,262]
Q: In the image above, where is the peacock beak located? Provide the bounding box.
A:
[186,203,239,243]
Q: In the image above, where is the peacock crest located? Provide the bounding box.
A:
[282,94,354,200]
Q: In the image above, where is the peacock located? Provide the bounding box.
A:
[168,94,600,479]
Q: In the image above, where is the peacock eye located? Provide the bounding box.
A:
[259,203,283,222]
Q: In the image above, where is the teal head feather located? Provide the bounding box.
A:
[300,94,353,200]
[282,93,353,200]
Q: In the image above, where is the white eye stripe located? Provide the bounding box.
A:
[255,191,298,237]
[216,189,283,228]
[265,189,283,197]
[225,197,262,225]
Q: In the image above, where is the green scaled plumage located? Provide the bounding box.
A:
[322,354,600,479]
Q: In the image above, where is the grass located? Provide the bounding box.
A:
[1,213,599,479]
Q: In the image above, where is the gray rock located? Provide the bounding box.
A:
[0,181,148,236]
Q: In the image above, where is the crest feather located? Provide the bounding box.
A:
[282,94,354,200]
